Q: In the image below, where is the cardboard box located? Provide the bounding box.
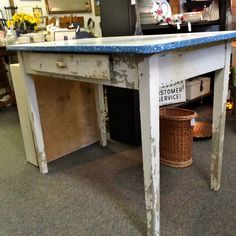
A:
[159,80,186,106]
[186,77,211,100]
[46,30,76,41]
[54,30,76,41]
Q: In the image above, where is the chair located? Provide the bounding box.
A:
[4,6,17,20]
[0,9,4,18]
[0,55,15,108]
[0,9,7,31]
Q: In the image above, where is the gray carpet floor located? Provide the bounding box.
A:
[0,105,236,236]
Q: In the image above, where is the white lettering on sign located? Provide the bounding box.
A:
[159,81,186,106]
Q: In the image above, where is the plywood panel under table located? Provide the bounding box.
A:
[33,75,99,162]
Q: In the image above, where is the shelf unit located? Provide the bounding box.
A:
[99,0,228,145]
[142,20,220,34]
[140,1,229,33]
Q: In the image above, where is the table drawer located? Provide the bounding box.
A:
[26,52,111,80]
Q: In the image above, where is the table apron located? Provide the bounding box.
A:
[23,42,225,89]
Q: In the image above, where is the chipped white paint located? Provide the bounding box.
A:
[13,37,234,235]
[25,52,111,81]
[211,41,231,191]
[24,44,225,91]
[25,54,140,90]
[10,64,38,167]
[18,52,48,174]
[24,53,140,90]
[95,85,107,147]
[24,63,139,90]
[112,55,140,89]
[138,54,160,236]
[158,43,225,86]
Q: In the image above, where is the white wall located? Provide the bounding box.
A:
[0,0,11,9]
[11,0,101,36]
[0,0,13,18]
[49,0,101,37]
[13,0,46,14]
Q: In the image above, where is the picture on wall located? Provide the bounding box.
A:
[33,7,43,16]
[33,7,43,23]
[45,0,92,14]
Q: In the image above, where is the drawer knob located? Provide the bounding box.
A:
[56,60,67,68]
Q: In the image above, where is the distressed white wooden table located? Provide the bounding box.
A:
[8,31,236,236]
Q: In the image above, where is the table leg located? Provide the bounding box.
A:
[211,41,231,191]
[18,52,48,174]
[138,55,160,236]
[96,84,107,147]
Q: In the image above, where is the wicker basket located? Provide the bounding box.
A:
[160,108,197,168]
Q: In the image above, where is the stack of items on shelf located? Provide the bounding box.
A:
[139,0,156,24]
[139,0,217,30]
[139,0,194,31]
[0,8,91,45]
[0,11,44,45]
[158,76,211,106]
[139,0,177,25]
[7,12,44,44]
[45,15,94,42]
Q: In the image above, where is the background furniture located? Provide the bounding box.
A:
[100,0,229,145]
[100,0,136,36]
[0,46,16,109]
[4,6,17,20]
[100,0,140,145]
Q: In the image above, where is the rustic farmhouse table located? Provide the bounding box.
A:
[8,31,236,235]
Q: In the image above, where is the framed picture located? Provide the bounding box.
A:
[45,0,92,14]
[33,7,43,23]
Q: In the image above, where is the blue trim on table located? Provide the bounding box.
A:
[7,31,236,54]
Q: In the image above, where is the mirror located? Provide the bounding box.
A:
[45,0,92,14]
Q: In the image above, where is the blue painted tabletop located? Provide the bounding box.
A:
[7,31,236,54]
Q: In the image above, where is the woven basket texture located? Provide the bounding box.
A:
[160,108,197,168]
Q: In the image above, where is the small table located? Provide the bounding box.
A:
[8,31,236,236]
